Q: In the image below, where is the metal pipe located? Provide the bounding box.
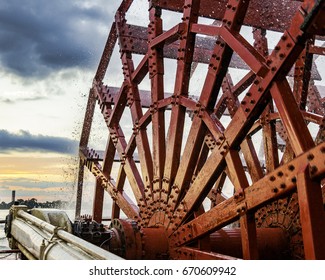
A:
[17,243,36,260]
[210,227,290,259]
[12,218,94,260]
[15,210,123,260]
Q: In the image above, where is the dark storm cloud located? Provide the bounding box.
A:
[0,129,78,154]
[0,0,115,77]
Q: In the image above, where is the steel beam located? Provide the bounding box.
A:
[171,142,325,247]
[151,0,317,33]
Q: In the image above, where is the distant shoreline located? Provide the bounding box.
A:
[0,198,72,210]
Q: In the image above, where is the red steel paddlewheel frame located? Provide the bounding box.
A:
[76,0,325,260]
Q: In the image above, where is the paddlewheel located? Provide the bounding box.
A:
[75,0,325,259]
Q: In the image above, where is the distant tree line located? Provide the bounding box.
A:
[0,198,71,209]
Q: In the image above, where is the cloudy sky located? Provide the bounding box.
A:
[0,0,125,204]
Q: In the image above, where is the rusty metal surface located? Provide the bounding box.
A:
[76,0,325,259]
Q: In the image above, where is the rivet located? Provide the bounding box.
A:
[307,154,314,161]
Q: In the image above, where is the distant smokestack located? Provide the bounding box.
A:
[11,190,16,203]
